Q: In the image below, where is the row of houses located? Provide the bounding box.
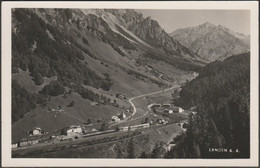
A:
[166,107,184,114]
[13,125,84,148]
[47,107,64,113]
[12,133,51,148]
[157,118,169,125]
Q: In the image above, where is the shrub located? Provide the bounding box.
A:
[67,101,74,107]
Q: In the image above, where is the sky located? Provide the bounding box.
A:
[135,10,250,35]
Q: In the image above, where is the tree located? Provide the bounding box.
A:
[67,101,74,107]
[117,148,123,158]
[40,80,65,96]
[151,143,165,158]
[58,105,62,109]
[115,126,120,132]
[32,72,44,86]
[100,122,108,131]
[12,80,38,123]
[140,151,148,158]
[127,138,135,158]
[63,93,68,98]
[87,118,92,124]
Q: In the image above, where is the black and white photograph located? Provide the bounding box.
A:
[1,1,259,167]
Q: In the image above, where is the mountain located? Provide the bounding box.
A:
[104,9,204,61]
[170,22,250,61]
[166,52,250,158]
[11,8,200,142]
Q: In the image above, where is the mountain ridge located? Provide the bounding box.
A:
[170,22,250,61]
[12,8,201,126]
[104,9,204,61]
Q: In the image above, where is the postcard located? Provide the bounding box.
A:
[1,1,259,167]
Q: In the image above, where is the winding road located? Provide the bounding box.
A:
[110,84,178,126]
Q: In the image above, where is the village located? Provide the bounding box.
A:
[12,102,195,150]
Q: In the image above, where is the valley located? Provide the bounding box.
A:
[12,74,191,158]
[11,8,250,159]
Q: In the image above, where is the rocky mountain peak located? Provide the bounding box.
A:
[200,22,215,28]
[170,22,250,61]
[98,9,200,60]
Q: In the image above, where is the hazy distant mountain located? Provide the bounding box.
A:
[170,22,250,61]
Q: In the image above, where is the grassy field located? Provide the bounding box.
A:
[12,70,57,93]
[12,91,125,143]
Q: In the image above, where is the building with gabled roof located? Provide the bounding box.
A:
[118,112,126,120]
[28,127,42,135]
[61,125,82,136]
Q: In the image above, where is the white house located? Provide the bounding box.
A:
[19,138,29,147]
[119,126,129,131]
[172,107,184,113]
[111,115,120,122]
[91,128,98,132]
[28,139,39,145]
[164,144,176,152]
[179,107,184,113]
[191,111,197,115]
[118,112,126,120]
[29,127,41,135]
[12,143,18,149]
[62,125,82,136]
[90,102,98,106]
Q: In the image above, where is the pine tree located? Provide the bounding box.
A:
[151,143,161,158]
[116,148,123,158]
[100,122,108,131]
[127,138,135,158]
[140,151,148,158]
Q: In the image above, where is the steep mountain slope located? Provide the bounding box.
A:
[166,52,250,158]
[33,8,205,68]
[104,9,207,63]
[11,8,199,142]
[170,22,250,61]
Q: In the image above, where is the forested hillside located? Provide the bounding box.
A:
[12,9,111,89]
[166,52,250,158]
[12,9,113,123]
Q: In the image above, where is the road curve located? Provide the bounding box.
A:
[129,85,176,117]
[110,85,178,126]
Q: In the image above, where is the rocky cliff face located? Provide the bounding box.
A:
[30,8,204,63]
[104,9,201,60]
[170,22,250,61]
